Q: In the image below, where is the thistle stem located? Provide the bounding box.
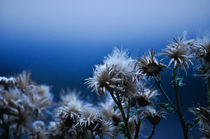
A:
[172,68,188,139]
[147,125,156,139]
[134,117,141,139]
[1,124,10,139]
[115,93,132,139]
[108,89,132,139]
[154,76,177,111]
[127,100,131,121]
[90,130,95,139]
[207,77,210,106]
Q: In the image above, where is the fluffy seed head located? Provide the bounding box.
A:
[86,65,120,95]
[86,48,140,98]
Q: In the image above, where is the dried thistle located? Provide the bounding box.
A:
[144,107,165,125]
[86,48,140,98]
[55,91,82,130]
[28,121,46,139]
[132,84,158,107]
[190,39,210,75]
[160,35,193,72]
[190,105,210,130]
[0,72,53,138]
[137,49,166,80]
[16,71,33,91]
[0,77,16,90]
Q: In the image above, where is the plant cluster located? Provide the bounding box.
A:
[0,35,209,139]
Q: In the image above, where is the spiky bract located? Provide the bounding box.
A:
[161,36,193,72]
[137,49,166,80]
[86,48,140,98]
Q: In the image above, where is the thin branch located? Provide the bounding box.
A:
[107,88,132,139]
[172,68,188,139]
[147,125,156,139]
[134,117,141,139]
[115,92,132,139]
[207,77,210,106]
[1,124,10,139]
[154,76,177,111]
[90,129,95,139]
[127,99,131,121]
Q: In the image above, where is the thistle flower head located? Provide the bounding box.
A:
[16,71,33,91]
[203,43,210,62]
[104,48,136,74]
[86,65,119,96]
[8,99,33,135]
[29,121,46,139]
[190,41,207,60]
[0,77,16,90]
[190,105,210,138]
[144,107,165,125]
[190,105,210,130]
[78,104,101,130]
[96,121,115,138]
[86,48,140,98]
[0,72,53,137]
[0,90,33,130]
[137,49,166,80]
[190,38,210,75]
[198,43,210,75]
[133,84,158,107]
[160,36,193,72]
[28,85,52,112]
[55,91,83,129]
[47,121,63,138]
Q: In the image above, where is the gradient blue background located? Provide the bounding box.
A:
[0,0,210,138]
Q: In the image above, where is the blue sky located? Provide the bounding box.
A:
[1,0,210,43]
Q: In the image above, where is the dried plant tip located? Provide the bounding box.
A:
[55,92,83,129]
[189,105,210,130]
[144,107,165,126]
[16,71,33,91]
[160,35,193,73]
[130,97,137,107]
[136,96,151,107]
[112,114,122,126]
[0,77,16,90]
[147,113,161,125]
[137,49,166,80]
[86,65,119,96]
[29,121,46,139]
[134,85,158,107]
[203,43,210,62]
[86,48,140,98]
